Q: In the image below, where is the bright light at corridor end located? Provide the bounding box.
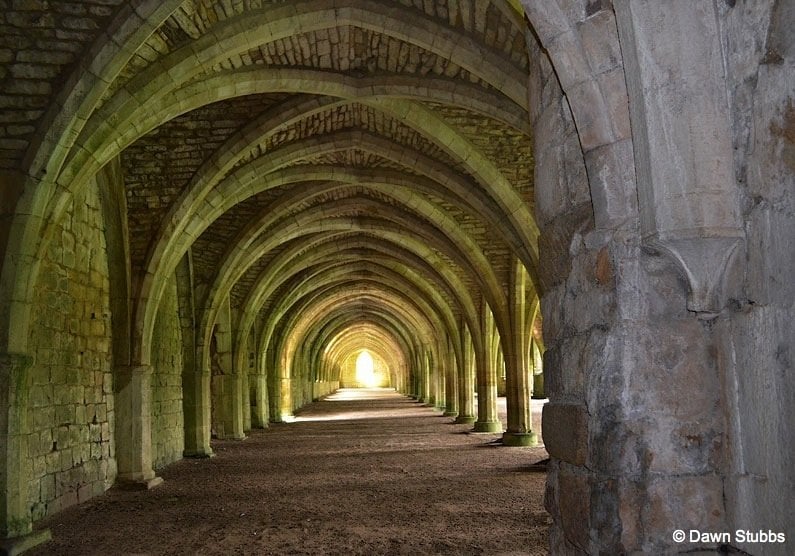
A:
[355,351,382,388]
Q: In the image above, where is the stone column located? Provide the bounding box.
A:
[265,348,281,423]
[115,365,162,488]
[241,367,251,431]
[435,368,446,411]
[443,336,458,417]
[212,298,245,439]
[251,374,268,429]
[420,349,432,404]
[182,362,212,457]
[503,260,537,446]
[433,345,445,410]
[174,253,211,457]
[417,346,431,403]
[250,349,268,428]
[0,352,52,551]
[473,305,502,433]
[417,352,426,401]
[455,325,476,424]
[531,338,545,399]
[277,376,294,422]
[216,372,245,439]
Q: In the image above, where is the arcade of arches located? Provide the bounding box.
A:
[0,1,793,554]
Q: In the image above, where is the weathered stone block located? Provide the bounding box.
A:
[558,468,590,551]
[643,475,725,553]
[538,204,594,291]
[542,403,588,466]
[584,139,637,230]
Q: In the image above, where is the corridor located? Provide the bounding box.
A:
[30,390,549,555]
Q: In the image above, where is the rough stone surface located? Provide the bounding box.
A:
[150,277,185,470]
[0,1,793,554]
[26,176,116,520]
[541,403,587,466]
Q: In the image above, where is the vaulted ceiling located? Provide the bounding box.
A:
[2,0,538,380]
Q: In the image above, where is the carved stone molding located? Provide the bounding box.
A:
[616,0,746,317]
[647,235,743,317]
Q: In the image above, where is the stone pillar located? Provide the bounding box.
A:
[0,353,24,537]
[115,365,162,488]
[0,353,52,553]
[265,348,281,423]
[416,352,426,401]
[174,253,211,457]
[455,325,476,424]
[503,260,537,446]
[443,336,458,417]
[277,376,293,422]
[215,373,245,439]
[615,0,743,316]
[212,298,245,439]
[426,350,435,405]
[434,346,445,411]
[241,367,251,431]
[420,349,432,404]
[250,349,268,428]
[474,305,502,433]
[182,364,212,458]
[531,338,545,399]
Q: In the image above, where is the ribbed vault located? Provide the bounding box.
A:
[4,2,788,553]
[1,0,544,516]
[41,1,542,435]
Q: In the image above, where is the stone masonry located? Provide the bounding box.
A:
[0,1,792,555]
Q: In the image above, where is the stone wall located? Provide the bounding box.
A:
[150,276,185,470]
[720,2,795,552]
[26,176,116,520]
[528,33,605,554]
[534,2,795,552]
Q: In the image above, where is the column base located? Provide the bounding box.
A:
[219,434,246,440]
[454,415,476,424]
[442,410,458,417]
[473,420,503,433]
[184,449,215,459]
[502,431,540,447]
[116,476,164,491]
[0,529,52,556]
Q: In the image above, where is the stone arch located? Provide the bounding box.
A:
[312,318,415,395]
[228,251,466,378]
[209,208,501,336]
[136,122,536,361]
[269,285,441,417]
[197,182,496,342]
[0,0,533,358]
[3,3,584,544]
[0,2,774,553]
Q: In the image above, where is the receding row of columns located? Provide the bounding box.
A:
[106,263,545,501]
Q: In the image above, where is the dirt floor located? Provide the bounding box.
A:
[30,389,550,555]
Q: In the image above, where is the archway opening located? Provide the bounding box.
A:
[355,350,378,387]
[338,348,392,389]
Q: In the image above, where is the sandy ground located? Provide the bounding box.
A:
[31,389,550,555]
